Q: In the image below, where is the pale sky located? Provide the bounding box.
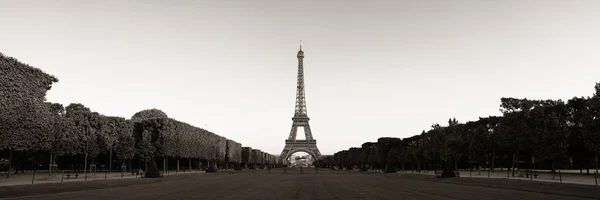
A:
[1,0,599,155]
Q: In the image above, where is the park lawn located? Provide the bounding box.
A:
[1,169,600,200]
[0,174,175,199]
[386,173,600,199]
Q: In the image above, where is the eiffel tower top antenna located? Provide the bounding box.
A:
[295,41,306,116]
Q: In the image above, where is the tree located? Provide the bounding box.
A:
[497,98,536,176]
[440,118,462,177]
[0,53,59,164]
[241,147,253,169]
[99,116,129,173]
[377,137,402,171]
[582,83,600,175]
[367,145,381,170]
[409,137,424,172]
[468,125,488,174]
[359,142,374,171]
[132,119,162,178]
[131,109,168,122]
[567,97,593,174]
[115,121,135,166]
[479,116,501,171]
[348,147,361,170]
[386,147,400,173]
[429,123,446,173]
[65,103,104,179]
[447,119,465,163]
[531,103,569,178]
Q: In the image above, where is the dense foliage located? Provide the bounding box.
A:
[131,109,168,122]
[1,53,58,152]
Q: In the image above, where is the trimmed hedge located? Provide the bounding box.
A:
[1,52,280,175]
[226,139,242,163]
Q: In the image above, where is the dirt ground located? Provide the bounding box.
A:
[1,168,599,200]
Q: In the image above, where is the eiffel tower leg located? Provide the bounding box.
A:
[304,125,313,140]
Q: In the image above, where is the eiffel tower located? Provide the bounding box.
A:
[279,44,322,163]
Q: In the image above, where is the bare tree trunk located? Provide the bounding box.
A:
[595,152,598,176]
[163,158,166,174]
[595,155,599,186]
[511,153,516,177]
[516,154,520,173]
[17,150,24,174]
[433,151,437,174]
[6,148,12,178]
[470,162,473,177]
[109,148,113,174]
[188,159,192,171]
[455,161,459,177]
[84,132,89,180]
[176,159,180,173]
[84,153,88,180]
[491,149,495,172]
[552,159,556,179]
[552,160,556,179]
[49,152,53,178]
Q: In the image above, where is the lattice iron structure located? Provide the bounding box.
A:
[279,44,322,163]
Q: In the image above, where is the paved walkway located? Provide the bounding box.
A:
[0,170,207,187]
[396,169,600,186]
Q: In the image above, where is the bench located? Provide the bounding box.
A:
[65,172,79,179]
[131,169,145,176]
[524,171,538,178]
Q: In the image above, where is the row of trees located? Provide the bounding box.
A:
[241,147,278,169]
[315,82,600,178]
[134,113,284,177]
[0,52,282,178]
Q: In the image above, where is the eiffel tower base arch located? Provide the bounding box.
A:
[279,139,321,163]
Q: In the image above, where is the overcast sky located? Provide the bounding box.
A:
[1,0,599,155]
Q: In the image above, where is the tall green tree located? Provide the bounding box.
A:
[582,83,600,174]
[531,101,569,178]
[387,147,400,173]
[1,53,59,167]
[498,98,535,176]
[468,125,488,174]
[567,97,593,173]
